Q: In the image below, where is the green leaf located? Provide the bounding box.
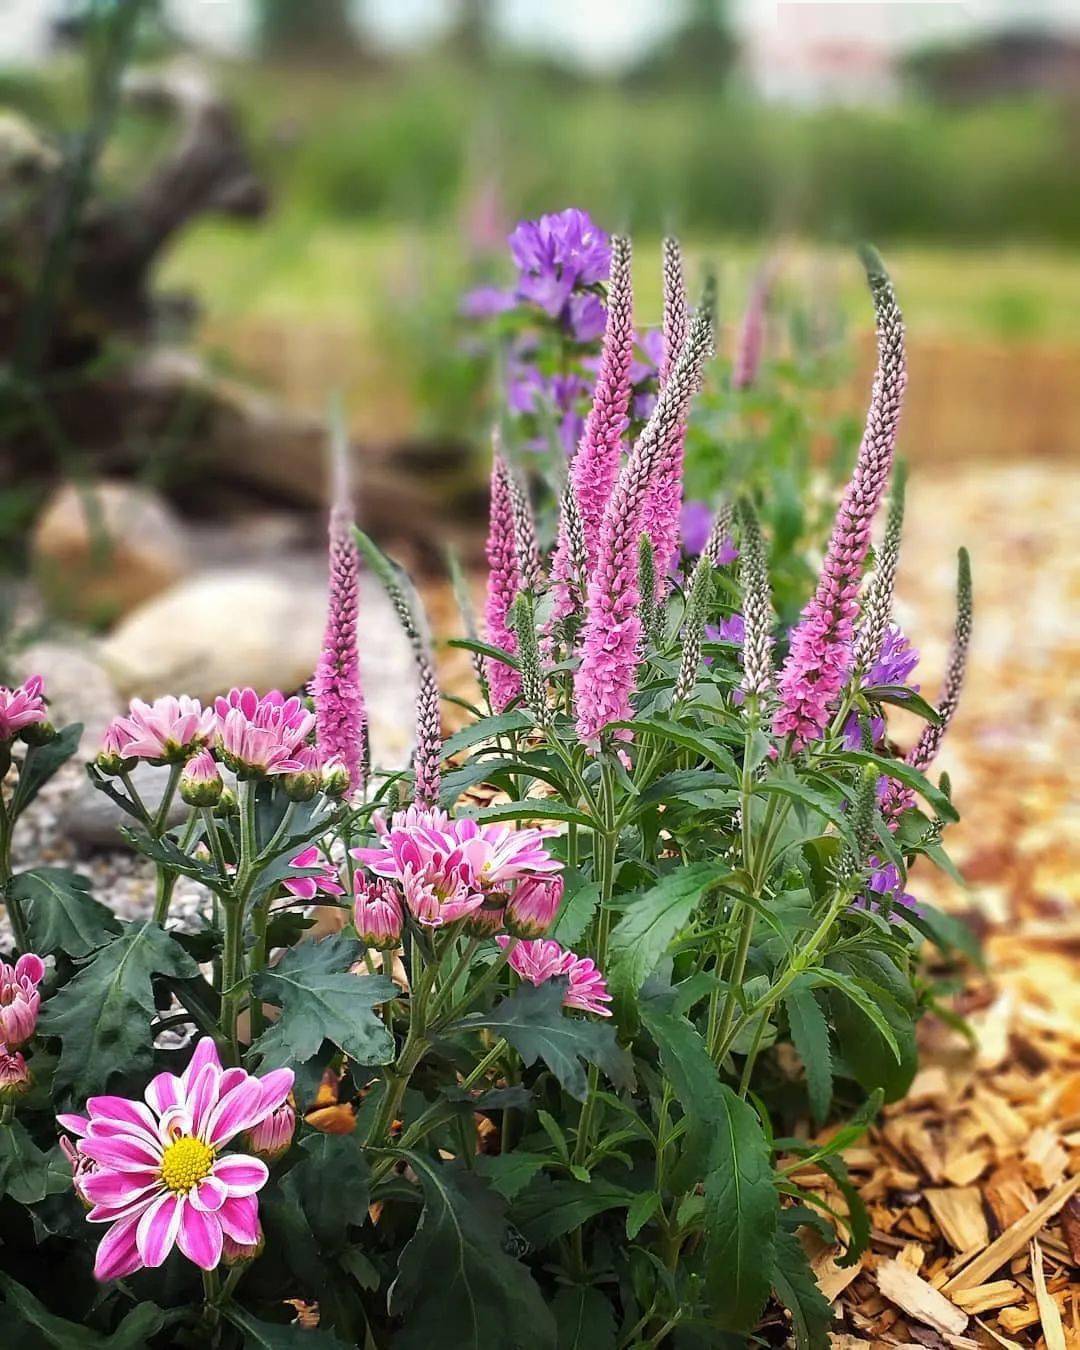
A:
[824,970,917,1103]
[813,968,901,1063]
[607,717,738,776]
[549,880,600,946]
[223,1305,350,1349]
[252,935,396,1069]
[0,1272,168,1348]
[389,1155,556,1350]
[0,1121,63,1204]
[281,1133,371,1252]
[441,711,534,757]
[862,685,942,724]
[702,1084,779,1333]
[10,868,120,958]
[832,750,958,822]
[626,1189,662,1240]
[474,1151,549,1201]
[753,779,855,844]
[38,921,200,1101]
[640,1004,729,1181]
[818,1154,872,1267]
[460,800,595,830]
[551,1286,616,1350]
[905,902,982,967]
[771,1229,834,1350]
[608,863,730,996]
[8,724,82,816]
[446,637,522,672]
[458,979,634,1102]
[511,1176,633,1247]
[784,985,833,1126]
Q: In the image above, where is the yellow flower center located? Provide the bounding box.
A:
[159,1136,215,1193]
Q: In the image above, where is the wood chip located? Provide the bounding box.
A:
[951,1281,1025,1314]
[1029,1238,1066,1350]
[1061,1195,1080,1265]
[944,1175,1080,1293]
[1022,1127,1069,1190]
[925,1187,991,1253]
[877,1257,970,1336]
[984,1165,1040,1232]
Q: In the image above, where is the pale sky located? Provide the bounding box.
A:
[1,0,1078,70]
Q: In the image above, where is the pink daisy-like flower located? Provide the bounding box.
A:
[57,1037,292,1280]
[214,687,315,778]
[399,865,484,928]
[106,696,216,765]
[0,675,48,742]
[282,847,345,903]
[496,936,611,1016]
[0,952,45,1048]
[353,876,404,948]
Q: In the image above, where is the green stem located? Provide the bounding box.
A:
[0,808,28,953]
[153,810,199,926]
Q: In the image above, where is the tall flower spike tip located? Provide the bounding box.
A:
[673,553,713,705]
[659,236,688,389]
[637,534,657,652]
[511,592,547,725]
[568,234,634,570]
[507,467,542,593]
[852,461,907,677]
[774,247,906,749]
[732,261,775,392]
[574,307,714,746]
[642,260,712,590]
[311,407,366,791]
[484,449,524,712]
[413,645,442,807]
[703,500,735,568]
[908,547,972,772]
[738,501,774,697]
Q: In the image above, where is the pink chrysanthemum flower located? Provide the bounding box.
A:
[244,1100,295,1163]
[0,675,47,742]
[505,875,564,939]
[214,688,315,778]
[399,866,483,928]
[484,454,523,712]
[282,846,345,903]
[496,936,612,1017]
[353,876,404,948]
[57,1037,292,1280]
[96,721,136,775]
[774,254,905,750]
[310,498,366,792]
[0,952,45,1048]
[105,696,215,765]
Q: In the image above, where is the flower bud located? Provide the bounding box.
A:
[321,756,351,799]
[0,1049,31,1100]
[20,719,56,746]
[245,1100,296,1163]
[463,896,507,938]
[59,1136,96,1209]
[95,722,136,777]
[222,1224,265,1266]
[0,952,45,1048]
[505,875,564,940]
[179,748,224,807]
[283,745,322,802]
[214,787,239,818]
[354,877,404,949]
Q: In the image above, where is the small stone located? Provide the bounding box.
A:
[59,761,188,850]
[12,638,122,751]
[31,479,191,626]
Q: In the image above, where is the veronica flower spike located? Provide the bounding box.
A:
[310,434,367,792]
[773,248,906,750]
[484,450,524,712]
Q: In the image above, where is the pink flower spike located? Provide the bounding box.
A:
[59,1036,292,1280]
[310,487,367,792]
[732,261,776,392]
[0,952,45,1048]
[496,936,612,1017]
[0,675,48,742]
[484,452,523,712]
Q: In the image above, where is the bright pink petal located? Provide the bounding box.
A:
[136,1192,183,1268]
[86,1096,159,1143]
[185,1061,222,1135]
[204,1080,263,1148]
[284,877,317,900]
[79,1134,161,1171]
[176,1204,223,1270]
[189,1174,228,1213]
[181,1037,222,1090]
[57,1112,89,1136]
[83,1170,161,1210]
[212,1154,268,1197]
[94,1213,144,1282]
[255,1069,294,1118]
[217,1193,260,1244]
[144,1071,184,1116]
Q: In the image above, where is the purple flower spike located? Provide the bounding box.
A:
[484,452,523,712]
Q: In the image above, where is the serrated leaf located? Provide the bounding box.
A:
[640,1004,729,1182]
[458,979,634,1102]
[0,1272,168,1348]
[9,724,81,816]
[389,1156,556,1350]
[460,800,595,830]
[551,1285,616,1350]
[824,970,917,1103]
[702,1085,779,1333]
[38,922,200,1101]
[252,935,395,1069]
[626,1189,662,1240]
[474,1151,549,1200]
[771,1229,834,1350]
[511,1175,633,1247]
[905,901,982,966]
[784,985,833,1126]
[608,717,738,775]
[441,711,534,758]
[281,1133,370,1252]
[10,868,120,958]
[549,880,600,947]
[608,863,730,996]
[224,1305,349,1349]
[0,1121,65,1204]
[833,750,958,822]
[817,1154,872,1267]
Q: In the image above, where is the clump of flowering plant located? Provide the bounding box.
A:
[0,235,974,1350]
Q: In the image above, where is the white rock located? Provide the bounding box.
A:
[12,638,122,750]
